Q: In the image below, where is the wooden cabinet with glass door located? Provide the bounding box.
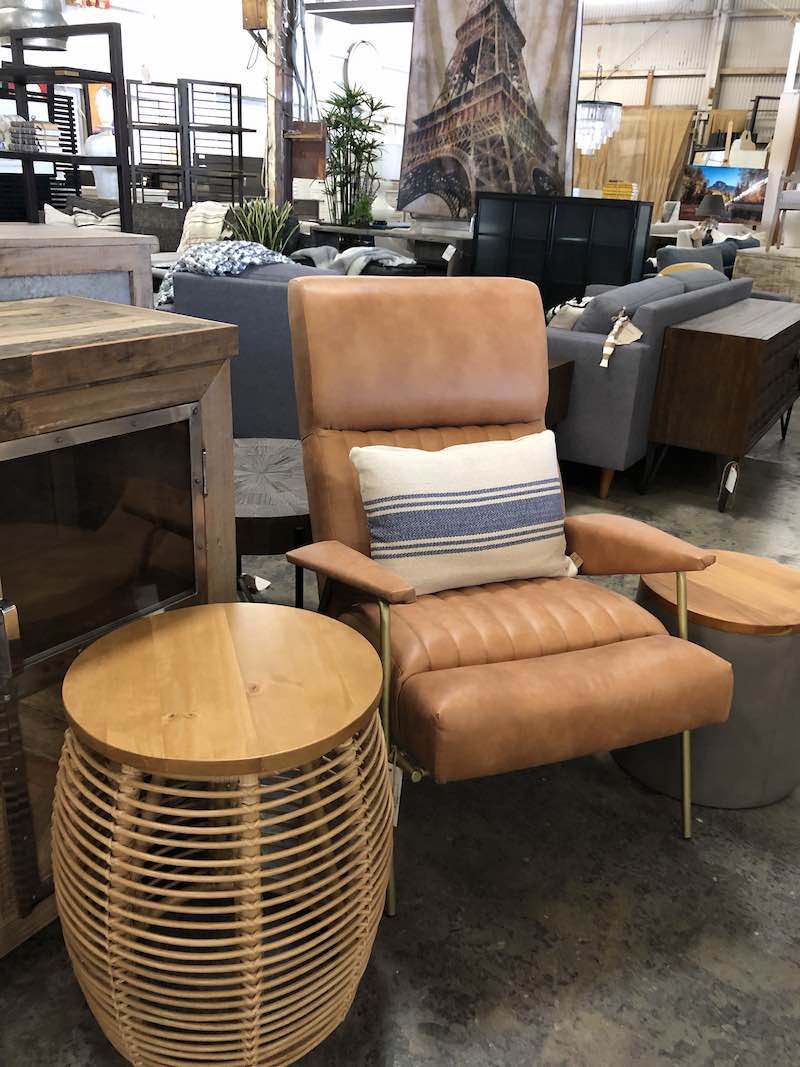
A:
[0,296,238,956]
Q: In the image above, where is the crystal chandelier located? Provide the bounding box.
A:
[575,66,622,157]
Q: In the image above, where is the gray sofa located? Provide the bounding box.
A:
[550,272,755,490]
[173,261,326,438]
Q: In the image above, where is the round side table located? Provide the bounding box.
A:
[614,551,800,809]
[54,603,391,1067]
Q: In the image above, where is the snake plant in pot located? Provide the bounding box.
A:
[228,199,298,253]
[322,84,388,226]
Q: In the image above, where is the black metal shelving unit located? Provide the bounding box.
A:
[1,22,133,231]
[0,83,80,219]
[128,78,251,209]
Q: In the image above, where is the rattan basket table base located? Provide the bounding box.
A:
[53,604,392,1067]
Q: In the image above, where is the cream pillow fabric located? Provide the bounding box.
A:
[349,432,577,596]
[177,201,233,253]
[43,203,74,226]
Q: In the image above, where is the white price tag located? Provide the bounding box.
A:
[442,244,457,262]
[725,465,738,494]
[392,763,403,828]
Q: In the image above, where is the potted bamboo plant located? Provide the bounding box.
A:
[322,84,388,226]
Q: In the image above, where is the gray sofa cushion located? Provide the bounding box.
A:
[574,276,684,336]
[237,261,321,283]
[656,245,725,272]
[676,268,729,291]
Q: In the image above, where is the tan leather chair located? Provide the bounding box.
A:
[287,276,733,906]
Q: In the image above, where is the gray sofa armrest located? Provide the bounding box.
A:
[632,277,753,353]
[549,329,654,473]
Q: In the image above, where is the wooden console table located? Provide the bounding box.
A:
[0,296,238,957]
[645,298,800,510]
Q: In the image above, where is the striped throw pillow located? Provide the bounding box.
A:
[349,432,577,596]
[72,208,121,231]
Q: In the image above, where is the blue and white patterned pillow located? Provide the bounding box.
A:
[349,432,577,595]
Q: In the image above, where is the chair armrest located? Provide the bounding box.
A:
[565,514,715,575]
[287,540,416,604]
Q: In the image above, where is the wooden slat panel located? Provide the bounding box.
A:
[242,0,269,29]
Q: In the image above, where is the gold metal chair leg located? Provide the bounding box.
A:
[379,600,397,915]
[676,571,692,840]
[681,729,692,840]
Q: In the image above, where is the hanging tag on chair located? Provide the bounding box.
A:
[392,764,403,828]
[600,308,642,368]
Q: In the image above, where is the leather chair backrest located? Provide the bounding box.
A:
[288,276,549,554]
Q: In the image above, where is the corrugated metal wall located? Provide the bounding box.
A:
[581,2,794,110]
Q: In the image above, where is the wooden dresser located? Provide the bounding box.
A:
[647,298,800,508]
[0,296,237,957]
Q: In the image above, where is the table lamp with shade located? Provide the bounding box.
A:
[697,192,727,222]
[695,192,727,244]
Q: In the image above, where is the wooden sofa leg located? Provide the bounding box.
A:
[598,468,615,499]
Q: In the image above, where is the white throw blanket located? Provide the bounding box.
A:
[292,245,416,275]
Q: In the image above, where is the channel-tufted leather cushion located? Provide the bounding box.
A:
[339,578,733,782]
[341,576,665,689]
[399,636,732,782]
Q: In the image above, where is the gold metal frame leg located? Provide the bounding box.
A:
[676,571,692,840]
[681,729,692,840]
[379,600,397,916]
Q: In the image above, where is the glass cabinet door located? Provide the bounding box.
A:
[0,408,201,664]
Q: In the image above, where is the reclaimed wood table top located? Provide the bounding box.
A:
[0,296,236,361]
[61,603,382,775]
[234,438,308,519]
[642,550,800,636]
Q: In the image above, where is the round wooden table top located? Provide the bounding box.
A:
[641,550,800,636]
[62,603,383,776]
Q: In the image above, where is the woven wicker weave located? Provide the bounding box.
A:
[53,713,392,1067]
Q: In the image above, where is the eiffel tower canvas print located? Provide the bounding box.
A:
[398,0,580,218]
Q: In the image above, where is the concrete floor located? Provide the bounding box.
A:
[2,424,799,1066]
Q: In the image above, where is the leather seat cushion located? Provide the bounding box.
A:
[340,576,667,701]
[398,636,733,782]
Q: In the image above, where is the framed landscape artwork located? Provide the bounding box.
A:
[680,164,769,224]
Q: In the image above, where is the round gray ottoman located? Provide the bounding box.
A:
[614,550,800,809]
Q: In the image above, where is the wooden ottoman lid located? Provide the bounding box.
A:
[62,603,383,776]
[642,550,800,636]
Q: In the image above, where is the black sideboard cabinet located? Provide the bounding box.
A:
[472,193,653,310]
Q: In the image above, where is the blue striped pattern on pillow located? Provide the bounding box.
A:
[349,432,576,595]
[365,477,564,561]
